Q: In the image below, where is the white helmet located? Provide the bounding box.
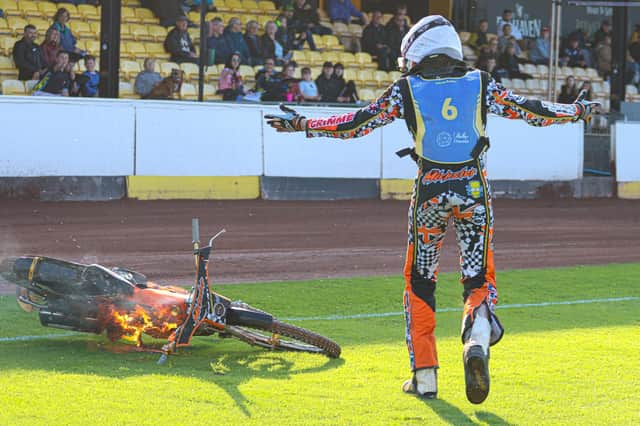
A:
[400,15,463,66]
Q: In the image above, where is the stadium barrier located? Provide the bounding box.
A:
[0,96,610,200]
[613,122,640,199]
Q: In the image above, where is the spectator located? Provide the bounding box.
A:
[280,62,303,102]
[299,66,321,101]
[292,0,332,36]
[497,9,522,40]
[224,17,251,65]
[594,34,612,78]
[468,19,489,51]
[562,37,588,68]
[327,0,367,25]
[276,13,316,51]
[78,55,99,97]
[217,52,246,100]
[497,24,521,55]
[557,75,579,103]
[32,51,71,96]
[630,24,640,44]
[529,26,550,65]
[149,0,184,27]
[498,43,532,80]
[41,28,62,68]
[135,58,163,98]
[477,56,503,83]
[190,0,214,10]
[13,24,46,81]
[362,10,392,71]
[244,20,263,66]
[579,81,593,100]
[593,20,612,47]
[255,57,283,100]
[207,17,232,65]
[333,62,358,103]
[386,8,409,61]
[50,8,84,61]
[261,21,289,66]
[316,61,342,102]
[164,16,198,64]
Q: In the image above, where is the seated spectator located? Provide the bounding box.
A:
[207,17,232,65]
[255,57,283,101]
[292,0,332,36]
[244,20,264,66]
[362,10,393,71]
[557,75,579,103]
[50,8,84,61]
[149,0,185,27]
[631,24,640,44]
[468,19,489,51]
[386,8,409,60]
[327,0,367,25]
[299,66,321,101]
[497,24,521,56]
[498,43,532,80]
[579,81,593,100]
[13,24,46,81]
[593,20,612,47]
[497,9,522,40]
[32,51,72,96]
[280,62,303,102]
[261,21,289,66]
[562,37,588,68]
[594,35,612,78]
[135,58,163,98]
[316,61,342,102]
[224,17,251,65]
[477,56,503,83]
[276,14,316,51]
[333,62,358,103]
[164,16,198,64]
[529,26,550,65]
[41,28,62,68]
[79,55,99,97]
[217,52,246,100]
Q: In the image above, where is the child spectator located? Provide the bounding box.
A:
[135,58,163,98]
[41,27,62,68]
[164,16,198,64]
[333,62,358,103]
[32,51,72,96]
[557,75,579,103]
[80,55,99,97]
[13,24,46,81]
[299,66,321,101]
[50,8,84,61]
[217,52,246,100]
[362,10,393,71]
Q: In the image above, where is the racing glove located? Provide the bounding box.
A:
[573,89,600,124]
[264,104,306,132]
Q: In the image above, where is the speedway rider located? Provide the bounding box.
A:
[265,15,598,404]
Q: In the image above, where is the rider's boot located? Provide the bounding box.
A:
[463,304,491,404]
[402,367,437,399]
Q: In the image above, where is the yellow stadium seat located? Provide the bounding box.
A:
[0,36,14,55]
[225,0,243,11]
[354,52,376,69]
[120,23,134,41]
[37,2,58,18]
[0,0,20,16]
[119,81,138,98]
[2,79,25,95]
[0,18,12,36]
[331,22,349,37]
[28,18,49,33]
[388,71,401,81]
[19,1,42,19]
[6,16,27,35]
[147,25,167,42]
[203,83,220,100]
[205,64,220,82]
[69,21,94,39]
[120,7,137,23]
[179,62,199,81]
[120,60,141,80]
[57,3,79,16]
[134,7,158,25]
[160,61,180,77]
[338,51,357,66]
[24,79,38,93]
[258,1,276,13]
[357,69,375,86]
[180,82,198,100]
[215,0,230,12]
[359,88,376,102]
[122,0,141,6]
[307,50,323,65]
[125,41,147,60]
[0,55,17,79]
[77,5,100,21]
[292,50,308,64]
[373,70,388,85]
[343,68,357,82]
[322,35,341,50]
[321,51,340,64]
[129,24,153,41]
[256,15,271,29]
[145,43,169,60]
[83,39,100,55]
[347,23,363,37]
[188,27,200,44]
[240,0,261,13]
[89,21,101,35]
[238,64,254,81]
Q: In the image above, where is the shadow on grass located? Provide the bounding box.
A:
[0,337,344,417]
[414,398,511,425]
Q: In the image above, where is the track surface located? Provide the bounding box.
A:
[1,199,639,293]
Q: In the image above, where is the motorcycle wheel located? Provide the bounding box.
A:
[225,305,341,358]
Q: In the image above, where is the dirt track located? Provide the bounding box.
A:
[1,199,639,293]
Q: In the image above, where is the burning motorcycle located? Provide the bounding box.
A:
[0,219,341,362]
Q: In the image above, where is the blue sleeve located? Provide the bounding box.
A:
[348,1,363,18]
[327,0,339,20]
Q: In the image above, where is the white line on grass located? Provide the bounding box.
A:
[0,296,638,343]
[280,296,640,321]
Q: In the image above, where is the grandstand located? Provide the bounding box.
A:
[0,0,635,108]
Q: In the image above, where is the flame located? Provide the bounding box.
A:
[102,302,184,347]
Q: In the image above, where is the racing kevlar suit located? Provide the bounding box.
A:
[303,56,587,371]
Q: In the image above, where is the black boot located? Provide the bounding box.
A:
[463,344,490,404]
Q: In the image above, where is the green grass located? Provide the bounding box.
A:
[1,264,639,425]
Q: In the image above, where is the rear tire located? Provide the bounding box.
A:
[225,306,341,358]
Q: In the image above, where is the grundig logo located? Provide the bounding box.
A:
[422,167,477,184]
[307,112,356,129]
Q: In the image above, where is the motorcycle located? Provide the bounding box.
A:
[0,219,341,362]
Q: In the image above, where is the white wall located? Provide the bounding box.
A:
[0,97,586,181]
[614,122,640,182]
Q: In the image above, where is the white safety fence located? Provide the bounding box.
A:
[0,96,586,180]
